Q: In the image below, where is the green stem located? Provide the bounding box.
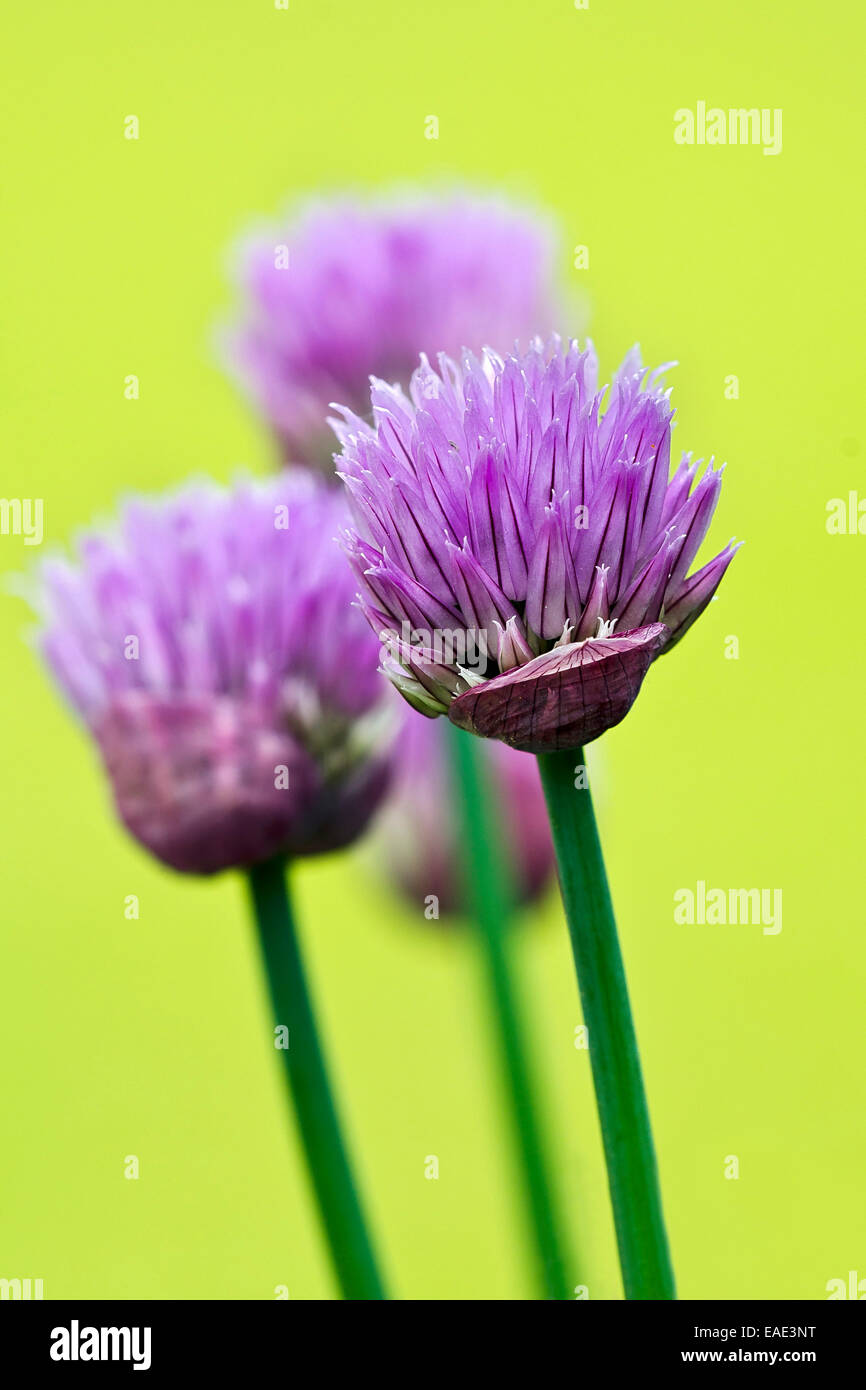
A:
[448,723,573,1300]
[536,748,675,1301]
[246,856,387,1301]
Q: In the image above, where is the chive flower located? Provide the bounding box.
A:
[223,191,562,467]
[375,714,554,915]
[336,337,739,753]
[31,474,396,873]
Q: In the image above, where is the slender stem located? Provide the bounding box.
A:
[536,748,675,1300]
[246,856,387,1300]
[447,722,573,1300]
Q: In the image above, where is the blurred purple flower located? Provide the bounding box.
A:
[373,714,554,916]
[223,191,564,468]
[31,474,397,873]
[336,337,740,753]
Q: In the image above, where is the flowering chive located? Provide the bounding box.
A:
[337,335,740,1299]
[28,473,395,1299]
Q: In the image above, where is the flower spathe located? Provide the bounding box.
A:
[32,474,396,873]
[224,191,562,468]
[336,337,739,753]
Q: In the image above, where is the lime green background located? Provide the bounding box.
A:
[1,0,863,1300]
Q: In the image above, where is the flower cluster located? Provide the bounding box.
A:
[336,337,739,753]
[32,475,396,873]
[224,192,562,467]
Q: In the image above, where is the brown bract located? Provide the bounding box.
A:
[447,623,668,753]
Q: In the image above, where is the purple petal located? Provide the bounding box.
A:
[494,355,527,458]
[525,508,576,641]
[496,614,535,671]
[527,420,569,515]
[364,560,464,637]
[660,543,740,648]
[466,447,534,599]
[575,564,610,640]
[611,543,675,632]
[386,481,459,606]
[451,543,521,667]
[662,464,723,601]
[572,459,630,603]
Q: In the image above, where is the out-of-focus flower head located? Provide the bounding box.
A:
[336,337,740,754]
[30,474,397,873]
[223,190,566,469]
[372,713,554,917]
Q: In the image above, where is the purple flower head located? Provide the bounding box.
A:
[223,191,564,469]
[373,714,554,916]
[336,337,740,754]
[31,475,397,874]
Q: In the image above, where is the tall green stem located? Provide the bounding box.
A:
[448,723,573,1300]
[246,856,386,1300]
[536,748,675,1300]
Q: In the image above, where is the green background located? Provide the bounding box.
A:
[1,0,863,1300]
